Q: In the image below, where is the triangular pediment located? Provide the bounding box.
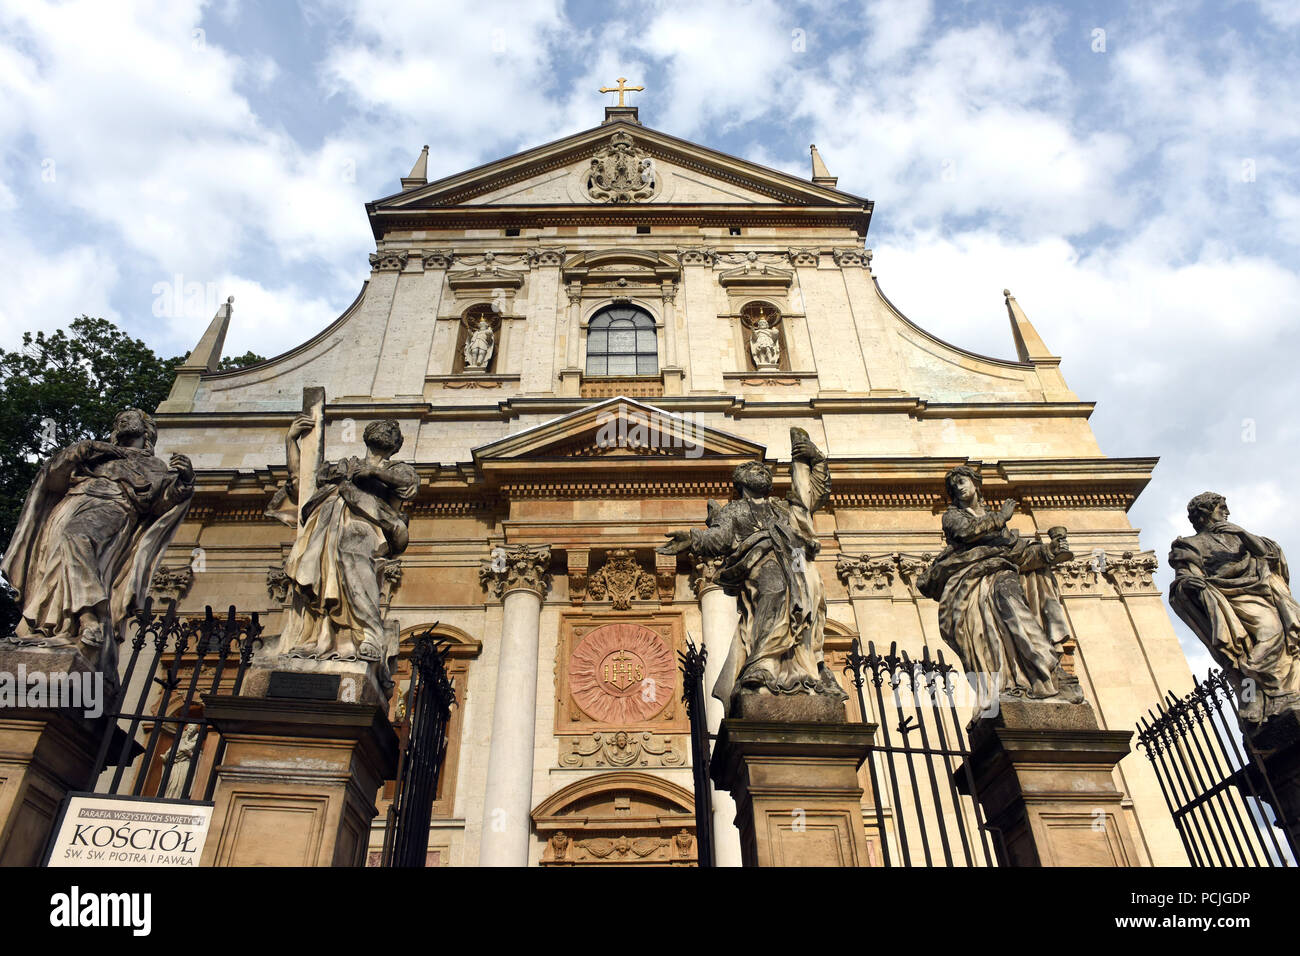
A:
[472,397,765,468]
[370,121,869,215]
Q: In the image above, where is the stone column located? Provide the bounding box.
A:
[478,544,552,866]
[691,558,744,867]
[962,700,1140,866]
[559,282,583,396]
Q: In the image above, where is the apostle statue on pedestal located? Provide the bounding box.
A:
[1,408,194,674]
[917,465,1082,707]
[266,412,417,662]
[658,427,847,717]
[1169,492,1300,731]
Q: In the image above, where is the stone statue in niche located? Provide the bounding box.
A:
[1169,492,1300,731]
[658,427,848,720]
[749,316,781,370]
[2,408,194,675]
[266,414,417,663]
[463,317,495,372]
[916,465,1083,708]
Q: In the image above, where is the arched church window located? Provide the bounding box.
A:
[585,305,657,376]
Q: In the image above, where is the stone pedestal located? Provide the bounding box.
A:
[710,719,876,867]
[1246,710,1300,858]
[199,695,397,867]
[962,700,1139,867]
[0,644,103,866]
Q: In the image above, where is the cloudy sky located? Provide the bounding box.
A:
[2,0,1298,672]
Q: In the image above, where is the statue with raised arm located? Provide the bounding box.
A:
[658,427,847,718]
[1169,492,1300,731]
[916,465,1082,706]
[266,415,417,662]
[2,408,194,674]
[463,317,495,371]
[749,318,781,370]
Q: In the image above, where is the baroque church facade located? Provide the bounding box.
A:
[150,102,1193,866]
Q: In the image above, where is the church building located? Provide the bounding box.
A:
[151,97,1193,866]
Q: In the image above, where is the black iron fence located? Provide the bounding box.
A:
[677,635,1001,867]
[90,599,262,802]
[1136,669,1294,867]
[679,638,714,868]
[382,629,456,868]
[843,639,1001,867]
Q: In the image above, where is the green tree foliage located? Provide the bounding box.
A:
[0,315,264,557]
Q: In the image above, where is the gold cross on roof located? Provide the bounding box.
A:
[599,77,644,107]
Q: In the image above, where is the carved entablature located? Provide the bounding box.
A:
[585,131,658,203]
[479,544,553,598]
[1105,551,1160,594]
[369,250,409,272]
[149,566,194,602]
[558,730,686,769]
[586,550,657,609]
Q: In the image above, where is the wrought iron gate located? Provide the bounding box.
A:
[677,636,1001,867]
[1136,669,1294,867]
[382,629,456,867]
[843,639,1001,867]
[679,638,714,868]
[89,599,262,802]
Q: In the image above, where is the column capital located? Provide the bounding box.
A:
[480,544,553,599]
[835,553,895,594]
[1104,550,1160,595]
[690,556,727,597]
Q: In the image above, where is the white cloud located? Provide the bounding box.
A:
[864,0,933,62]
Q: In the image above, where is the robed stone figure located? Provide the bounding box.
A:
[659,427,847,716]
[917,465,1081,705]
[1169,492,1300,730]
[2,408,194,673]
[266,415,417,662]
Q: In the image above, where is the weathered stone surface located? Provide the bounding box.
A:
[658,428,848,719]
[2,408,193,675]
[710,719,877,866]
[1169,492,1300,732]
[963,702,1138,867]
[200,695,398,867]
[917,464,1083,706]
[731,689,845,723]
